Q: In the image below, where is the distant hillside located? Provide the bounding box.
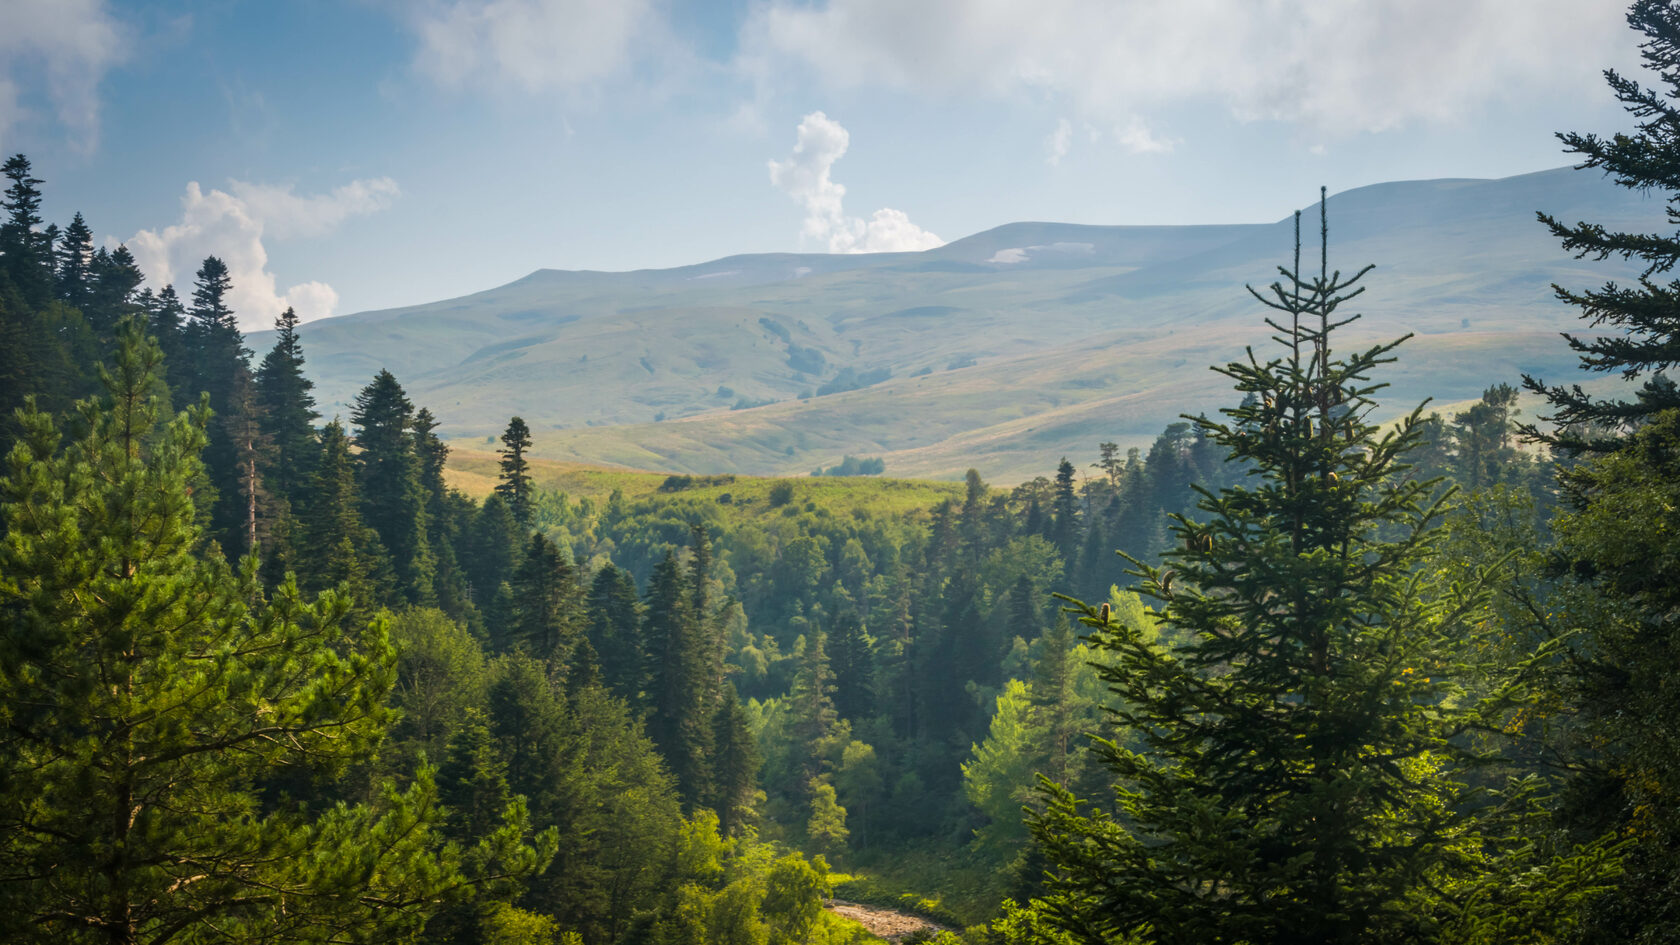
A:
[267,167,1664,483]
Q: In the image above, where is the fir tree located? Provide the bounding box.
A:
[829,612,875,723]
[468,493,521,614]
[86,244,143,335]
[184,256,256,556]
[1526,1,1680,448]
[296,420,387,607]
[351,369,434,605]
[1027,197,1617,945]
[508,532,582,660]
[253,306,319,504]
[495,415,535,527]
[644,549,711,806]
[586,562,644,699]
[709,683,761,836]
[54,211,93,315]
[1,154,52,306]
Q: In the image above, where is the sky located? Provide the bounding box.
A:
[0,0,1650,329]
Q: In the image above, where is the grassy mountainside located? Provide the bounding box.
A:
[276,167,1664,482]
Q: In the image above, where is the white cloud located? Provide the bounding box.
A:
[1115,119,1175,155]
[768,111,943,254]
[744,0,1635,137]
[0,0,126,152]
[126,177,398,330]
[1045,118,1072,166]
[412,0,653,92]
[228,177,401,240]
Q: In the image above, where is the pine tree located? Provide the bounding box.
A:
[644,549,711,806]
[147,284,191,408]
[184,256,257,556]
[351,370,434,605]
[254,307,319,504]
[709,683,761,835]
[586,562,644,699]
[1,154,53,306]
[296,420,387,607]
[54,211,93,315]
[468,493,521,613]
[508,532,582,660]
[0,323,544,944]
[495,415,535,527]
[1027,198,1617,945]
[86,244,143,335]
[1526,1,1680,448]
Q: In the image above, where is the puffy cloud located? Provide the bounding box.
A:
[0,0,126,152]
[413,0,653,92]
[768,111,943,254]
[126,177,398,330]
[744,0,1634,137]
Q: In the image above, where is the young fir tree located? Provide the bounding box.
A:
[1024,198,1618,945]
[0,323,547,945]
[350,369,434,605]
[495,415,535,527]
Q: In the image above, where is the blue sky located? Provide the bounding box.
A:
[0,0,1646,327]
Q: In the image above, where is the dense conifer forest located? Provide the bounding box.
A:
[8,3,1680,943]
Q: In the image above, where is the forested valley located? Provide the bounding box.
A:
[9,5,1680,944]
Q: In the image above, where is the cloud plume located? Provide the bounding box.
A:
[0,0,126,152]
[126,177,400,330]
[768,111,942,254]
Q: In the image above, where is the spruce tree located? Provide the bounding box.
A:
[184,256,257,556]
[468,493,521,613]
[644,549,711,806]
[254,307,319,504]
[709,682,761,836]
[54,211,93,315]
[87,244,143,335]
[1026,198,1616,945]
[0,323,543,944]
[1,154,52,306]
[296,420,387,608]
[495,415,535,527]
[148,284,191,408]
[508,532,582,661]
[1526,0,1680,448]
[586,562,644,699]
[351,369,434,605]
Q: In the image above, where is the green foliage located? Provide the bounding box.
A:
[0,325,543,944]
[1026,204,1617,944]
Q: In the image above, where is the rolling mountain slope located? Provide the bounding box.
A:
[269,167,1666,482]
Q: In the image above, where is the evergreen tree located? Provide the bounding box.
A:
[1027,199,1616,945]
[254,306,319,504]
[148,284,191,408]
[468,493,521,613]
[54,211,93,315]
[644,549,711,806]
[1,154,52,306]
[351,369,434,605]
[296,420,387,607]
[709,683,761,836]
[184,256,257,556]
[495,415,535,527]
[1049,457,1080,564]
[829,612,875,723]
[0,324,542,944]
[86,243,143,335]
[413,406,471,618]
[586,562,644,699]
[508,532,582,660]
[1526,1,1680,448]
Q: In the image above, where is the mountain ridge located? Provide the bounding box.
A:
[267,166,1662,482]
